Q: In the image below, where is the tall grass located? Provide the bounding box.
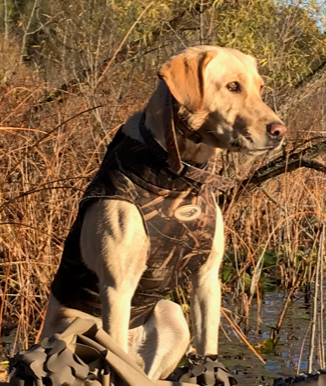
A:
[0,46,326,358]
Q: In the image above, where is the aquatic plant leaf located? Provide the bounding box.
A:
[253,338,278,354]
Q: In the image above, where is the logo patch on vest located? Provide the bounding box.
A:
[174,204,202,222]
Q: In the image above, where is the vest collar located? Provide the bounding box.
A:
[139,112,232,193]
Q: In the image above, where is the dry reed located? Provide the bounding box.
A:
[0,46,326,361]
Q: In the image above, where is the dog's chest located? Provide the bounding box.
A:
[135,179,216,287]
[94,163,218,327]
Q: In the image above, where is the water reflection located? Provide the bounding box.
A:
[220,291,321,385]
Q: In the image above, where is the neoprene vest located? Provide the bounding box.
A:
[51,126,224,328]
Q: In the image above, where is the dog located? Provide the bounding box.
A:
[42,45,286,380]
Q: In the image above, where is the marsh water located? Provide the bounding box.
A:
[220,290,322,385]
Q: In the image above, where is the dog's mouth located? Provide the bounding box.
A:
[228,133,283,154]
[229,142,275,153]
[201,129,283,155]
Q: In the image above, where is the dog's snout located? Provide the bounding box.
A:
[267,122,287,139]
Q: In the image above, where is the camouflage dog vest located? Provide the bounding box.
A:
[51,124,228,328]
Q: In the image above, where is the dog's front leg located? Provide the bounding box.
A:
[190,204,224,355]
[191,263,221,355]
[81,199,149,352]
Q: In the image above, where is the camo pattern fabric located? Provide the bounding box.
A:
[51,127,219,328]
[9,318,171,386]
[167,354,237,386]
[9,318,237,386]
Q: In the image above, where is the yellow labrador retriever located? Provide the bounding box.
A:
[42,46,286,380]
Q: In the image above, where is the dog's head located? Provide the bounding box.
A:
[158,45,286,156]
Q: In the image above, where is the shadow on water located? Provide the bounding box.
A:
[220,290,319,385]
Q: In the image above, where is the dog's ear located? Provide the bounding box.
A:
[158,50,218,114]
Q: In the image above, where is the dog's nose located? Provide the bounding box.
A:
[267,122,287,139]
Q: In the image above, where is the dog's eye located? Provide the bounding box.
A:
[227,82,240,92]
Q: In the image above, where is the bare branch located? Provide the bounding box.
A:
[222,139,326,207]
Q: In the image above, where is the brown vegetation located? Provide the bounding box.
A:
[0,0,326,361]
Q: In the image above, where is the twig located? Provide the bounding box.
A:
[0,185,85,214]
[0,244,14,352]
[222,139,326,209]
[302,160,326,174]
[319,225,325,369]
[260,186,286,212]
[308,229,322,373]
[0,88,41,125]
[272,271,303,338]
[40,2,214,105]
[221,308,266,364]
[0,126,47,134]
[297,321,312,375]
[6,105,103,181]
[83,2,154,106]
[220,322,232,342]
